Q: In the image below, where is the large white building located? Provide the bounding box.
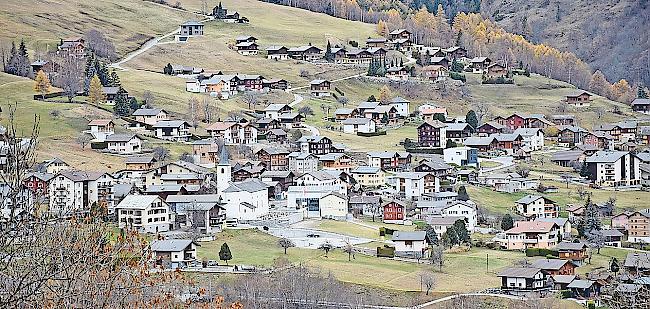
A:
[443,146,479,167]
[294,171,346,195]
[106,134,142,154]
[116,194,172,233]
[48,171,115,214]
[342,118,376,134]
[222,178,269,221]
[388,97,410,117]
[585,151,641,187]
[287,152,319,174]
[387,172,440,200]
[206,121,258,145]
[287,186,347,220]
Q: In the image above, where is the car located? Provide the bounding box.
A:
[207,260,219,267]
[225,219,239,227]
[306,233,320,238]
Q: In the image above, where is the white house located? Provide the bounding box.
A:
[287,186,347,220]
[222,178,269,221]
[150,239,199,268]
[106,134,142,154]
[132,108,168,126]
[287,152,319,174]
[49,171,115,214]
[391,231,428,258]
[387,172,440,200]
[515,195,559,219]
[438,201,478,231]
[443,146,479,167]
[206,121,258,145]
[388,96,410,117]
[342,118,376,134]
[152,120,191,142]
[294,171,346,195]
[514,128,545,151]
[497,267,547,291]
[264,103,292,120]
[115,194,171,233]
[87,119,115,142]
[585,151,641,187]
[320,192,348,220]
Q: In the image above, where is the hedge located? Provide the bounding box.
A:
[377,246,395,258]
[379,227,397,237]
[91,142,108,150]
[525,248,559,257]
[357,131,387,137]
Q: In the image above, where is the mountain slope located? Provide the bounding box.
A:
[481,0,650,85]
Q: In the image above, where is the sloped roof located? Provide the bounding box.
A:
[555,241,588,251]
[88,119,113,126]
[105,133,138,142]
[116,194,160,209]
[585,151,629,163]
[497,267,541,278]
[505,221,557,234]
[223,178,269,193]
[151,239,198,252]
[392,231,426,241]
[531,259,572,271]
[152,120,189,128]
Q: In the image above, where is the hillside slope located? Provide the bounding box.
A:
[481,0,650,85]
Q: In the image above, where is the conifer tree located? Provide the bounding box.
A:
[113,87,131,116]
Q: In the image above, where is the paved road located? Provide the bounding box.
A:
[288,93,303,107]
[111,16,212,70]
[480,156,514,173]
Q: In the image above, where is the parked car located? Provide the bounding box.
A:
[207,260,219,267]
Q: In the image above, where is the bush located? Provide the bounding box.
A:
[377,245,395,258]
[560,290,572,299]
[525,248,540,257]
[449,72,466,82]
[526,248,559,257]
[482,76,514,84]
[357,131,387,137]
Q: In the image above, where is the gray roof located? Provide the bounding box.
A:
[390,96,410,104]
[299,170,337,181]
[264,103,291,112]
[288,152,317,160]
[445,123,471,131]
[535,217,568,227]
[633,98,650,106]
[165,194,221,204]
[531,259,571,271]
[152,120,189,128]
[145,184,201,193]
[349,195,380,204]
[181,20,203,26]
[392,231,426,241]
[59,170,107,182]
[357,101,381,109]
[516,195,544,205]
[497,267,541,278]
[552,275,576,284]
[551,151,584,162]
[367,151,397,159]
[261,170,293,178]
[351,166,381,174]
[567,279,594,289]
[116,194,160,209]
[555,241,588,251]
[132,108,165,116]
[624,252,650,269]
[600,229,624,237]
[223,178,269,193]
[616,283,642,293]
[464,136,496,146]
[585,151,629,163]
[342,118,373,125]
[150,239,198,252]
[636,152,650,163]
[126,155,155,164]
[105,133,138,142]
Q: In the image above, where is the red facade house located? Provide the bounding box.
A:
[383,200,405,222]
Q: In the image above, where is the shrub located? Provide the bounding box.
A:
[450,72,466,82]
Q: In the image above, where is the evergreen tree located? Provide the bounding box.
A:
[129,97,140,111]
[164,63,173,75]
[445,139,456,149]
[367,95,377,102]
[400,58,403,67]
[433,113,446,122]
[367,58,377,76]
[451,60,464,73]
[501,214,514,231]
[219,243,232,265]
[442,226,458,247]
[466,110,478,130]
[84,54,96,92]
[579,162,592,178]
[453,219,470,244]
[324,40,334,62]
[457,185,470,201]
[109,70,121,87]
[577,196,602,237]
[113,87,131,116]
[424,225,439,246]
[455,30,462,46]
[639,85,649,99]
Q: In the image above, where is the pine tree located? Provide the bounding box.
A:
[367,95,377,102]
[88,74,105,105]
[33,70,51,99]
[580,162,592,178]
[109,70,121,87]
[368,58,377,76]
[453,219,470,244]
[455,30,462,46]
[219,243,232,265]
[577,196,602,237]
[164,63,173,75]
[445,139,456,149]
[84,54,96,92]
[638,85,649,99]
[457,185,470,201]
[501,214,514,231]
[324,40,334,62]
[466,110,478,130]
[113,87,131,116]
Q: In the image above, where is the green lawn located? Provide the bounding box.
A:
[197,229,527,293]
[316,220,382,240]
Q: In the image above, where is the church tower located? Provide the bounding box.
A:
[216,145,231,196]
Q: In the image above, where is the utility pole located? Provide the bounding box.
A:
[486,253,489,273]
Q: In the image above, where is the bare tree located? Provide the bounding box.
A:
[243,91,259,109]
[318,242,334,257]
[298,106,314,116]
[76,133,92,149]
[473,102,489,125]
[56,55,83,102]
[277,238,295,254]
[515,166,531,178]
[0,105,226,308]
[202,96,215,123]
[419,271,436,295]
[343,240,355,261]
[84,29,117,60]
[187,97,199,130]
[227,111,244,122]
[595,106,606,119]
[142,90,155,108]
[337,96,349,107]
[152,146,170,162]
[299,69,310,77]
[429,245,444,272]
